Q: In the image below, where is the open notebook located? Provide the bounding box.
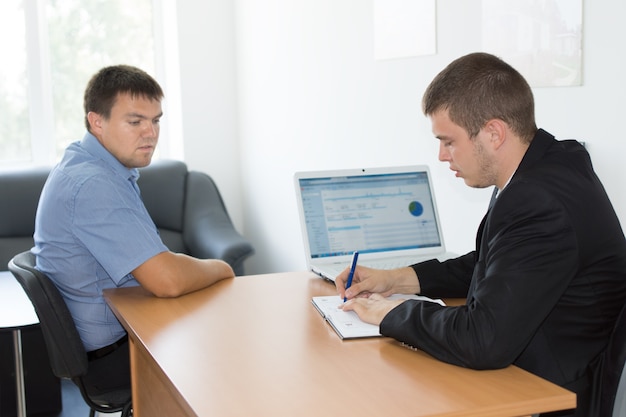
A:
[312,294,445,339]
[294,165,454,281]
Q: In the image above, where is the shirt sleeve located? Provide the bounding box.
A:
[71,172,168,283]
[411,252,476,298]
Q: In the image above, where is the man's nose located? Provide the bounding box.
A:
[145,121,159,137]
[438,142,449,161]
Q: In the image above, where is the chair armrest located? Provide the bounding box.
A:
[183,171,254,275]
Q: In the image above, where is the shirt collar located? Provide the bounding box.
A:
[80,131,140,183]
[498,173,515,195]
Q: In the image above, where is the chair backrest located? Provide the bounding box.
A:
[0,168,49,269]
[8,251,88,379]
[9,251,132,416]
[600,303,626,417]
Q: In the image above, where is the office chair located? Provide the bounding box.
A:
[8,251,132,417]
[599,302,626,417]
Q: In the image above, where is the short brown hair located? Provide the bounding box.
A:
[422,52,537,143]
[83,65,164,131]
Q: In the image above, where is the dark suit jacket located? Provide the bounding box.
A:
[380,129,626,417]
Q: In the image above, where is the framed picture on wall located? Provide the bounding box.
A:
[482,0,583,87]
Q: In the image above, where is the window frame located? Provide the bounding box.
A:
[3,0,183,170]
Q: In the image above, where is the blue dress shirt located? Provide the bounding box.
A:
[32,132,168,351]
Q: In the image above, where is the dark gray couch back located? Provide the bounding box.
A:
[137,160,188,253]
[0,161,190,269]
[1,160,253,275]
[0,168,50,269]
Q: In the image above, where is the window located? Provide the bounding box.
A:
[0,0,182,168]
[0,2,30,165]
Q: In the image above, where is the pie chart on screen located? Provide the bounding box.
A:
[408,201,423,216]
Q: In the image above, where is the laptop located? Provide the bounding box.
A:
[294,165,453,281]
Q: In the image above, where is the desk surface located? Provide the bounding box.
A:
[105,271,575,417]
[0,271,38,329]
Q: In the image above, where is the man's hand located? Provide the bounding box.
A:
[335,265,421,301]
[341,293,405,325]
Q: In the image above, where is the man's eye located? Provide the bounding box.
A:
[129,120,141,126]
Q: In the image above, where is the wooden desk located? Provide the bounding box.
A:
[105,271,575,417]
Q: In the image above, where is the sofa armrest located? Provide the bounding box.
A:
[183,171,254,276]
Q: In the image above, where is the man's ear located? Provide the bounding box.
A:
[484,119,507,150]
[87,112,103,135]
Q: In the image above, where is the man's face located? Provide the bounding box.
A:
[89,92,163,168]
[430,109,497,189]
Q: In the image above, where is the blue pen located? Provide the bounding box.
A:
[344,251,359,302]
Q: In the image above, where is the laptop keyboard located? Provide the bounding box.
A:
[321,257,416,278]
[361,258,416,270]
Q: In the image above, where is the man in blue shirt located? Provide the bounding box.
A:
[33,65,234,394]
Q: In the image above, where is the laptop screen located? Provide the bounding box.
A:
[296,168,443,259]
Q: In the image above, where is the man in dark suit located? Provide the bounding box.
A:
[336,52,626,417]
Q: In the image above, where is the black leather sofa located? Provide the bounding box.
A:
[1,159,254,274]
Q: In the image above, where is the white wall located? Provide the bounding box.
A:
[175,0,244,231]
[177,0,626,275]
